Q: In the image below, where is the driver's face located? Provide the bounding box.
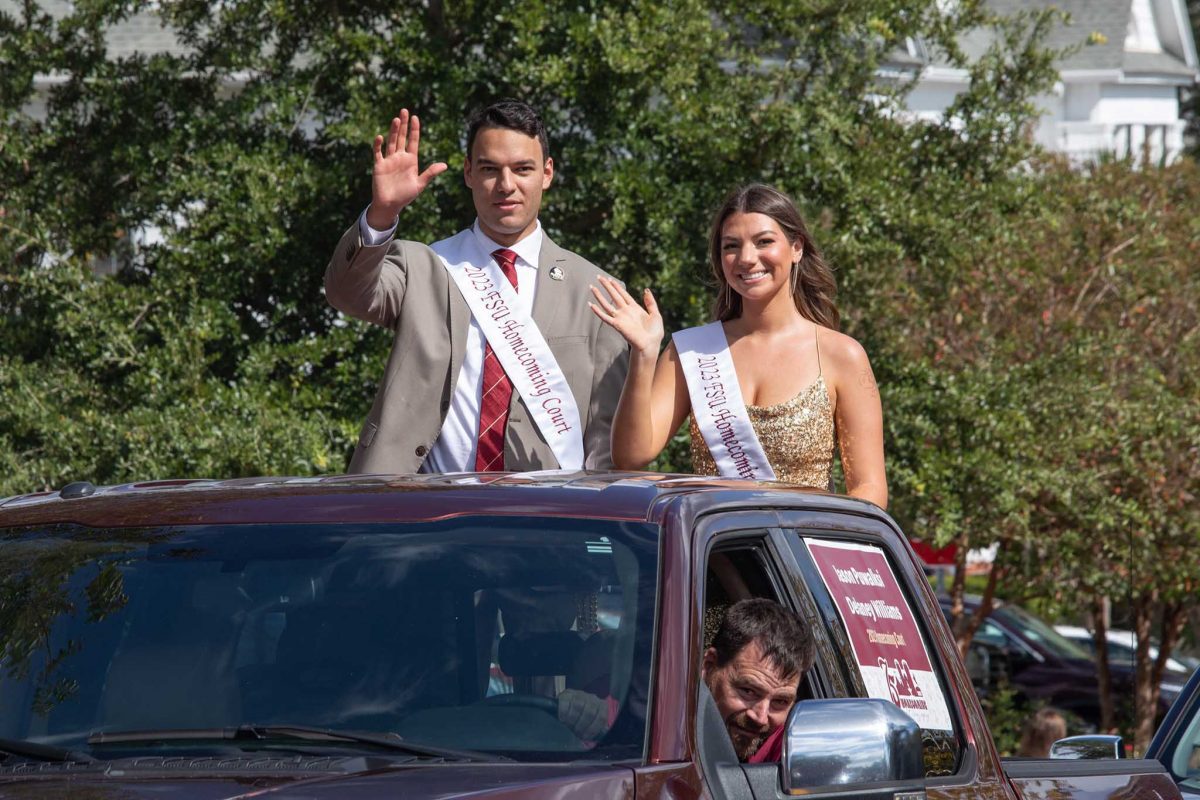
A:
[703,640,798,760]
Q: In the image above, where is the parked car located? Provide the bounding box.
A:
[1149,666,1200,798]
[0,473,1182,799]
[1054,625,1195,678]
[940,596,1185,729]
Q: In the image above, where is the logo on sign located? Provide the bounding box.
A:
[877,657,928,713]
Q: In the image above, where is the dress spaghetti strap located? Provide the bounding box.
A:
[814,325,823,378]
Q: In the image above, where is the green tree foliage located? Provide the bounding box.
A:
[1,0,1061,491]
[1017,158,1199,752]
[891,154,1200,750]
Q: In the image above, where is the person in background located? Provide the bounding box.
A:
[1017,707,1067,758]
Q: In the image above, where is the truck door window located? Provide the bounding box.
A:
[705,547,777,644]
[703,541,818,703]
[785,533,963,778]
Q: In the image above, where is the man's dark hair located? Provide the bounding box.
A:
[465,99,550,161]
[711,598,815,679]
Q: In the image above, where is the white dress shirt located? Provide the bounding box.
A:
[358,208,544,472]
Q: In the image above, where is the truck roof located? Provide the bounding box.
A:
[0,471,890,529]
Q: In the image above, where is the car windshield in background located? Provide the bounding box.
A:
[1002,605,1093,661]
[0,518,659,763]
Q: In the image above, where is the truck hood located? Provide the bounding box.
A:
[0,761,636,799]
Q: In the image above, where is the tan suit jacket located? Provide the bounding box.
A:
[325,223,629,474]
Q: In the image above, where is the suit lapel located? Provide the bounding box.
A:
[531,235,569,336]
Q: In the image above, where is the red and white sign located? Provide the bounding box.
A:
[909,538,957,566]
[805,539,953,731]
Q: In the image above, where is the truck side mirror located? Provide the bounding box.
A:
[782,698,924,793]
[1049,735,1125,760]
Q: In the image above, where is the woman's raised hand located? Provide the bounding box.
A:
[366,109,448,229]
[589,276,664,358]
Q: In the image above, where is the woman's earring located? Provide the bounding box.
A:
[790,260,801,294]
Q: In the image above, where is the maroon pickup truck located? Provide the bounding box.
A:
[0,473,1181,799]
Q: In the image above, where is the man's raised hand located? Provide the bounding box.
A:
[366,109,448,230]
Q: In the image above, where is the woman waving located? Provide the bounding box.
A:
[590,184,887,508]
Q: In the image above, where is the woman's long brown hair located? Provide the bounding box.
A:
[708,184,839,330]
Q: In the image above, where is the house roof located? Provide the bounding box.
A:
[1124,48,1198,76]
[916,0,1197,82]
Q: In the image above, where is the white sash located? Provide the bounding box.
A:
[433,232,584,470]
[673,322,776,480]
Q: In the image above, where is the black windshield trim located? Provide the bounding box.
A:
[0,736,95,764]
[86,725,507,762]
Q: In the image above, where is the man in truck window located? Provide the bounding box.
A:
[702,598,815,762]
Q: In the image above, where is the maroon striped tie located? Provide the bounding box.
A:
[474,248,519,472]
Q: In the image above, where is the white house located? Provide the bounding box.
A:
[905,0,1199,163]
[7,0,190,123]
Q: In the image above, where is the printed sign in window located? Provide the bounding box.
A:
[804,539,953,732]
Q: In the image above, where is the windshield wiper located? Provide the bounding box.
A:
[87,725,506,762]
[0,736,95,764]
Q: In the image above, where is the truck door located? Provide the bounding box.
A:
[769,517,1016,800]
[689,512,1015,800]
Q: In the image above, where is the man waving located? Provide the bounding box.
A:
[326,101,629,474]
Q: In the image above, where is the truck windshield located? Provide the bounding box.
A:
[0,518,659,763]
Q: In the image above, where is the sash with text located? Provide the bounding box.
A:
[673,322,776,480]
[435,236,584,469]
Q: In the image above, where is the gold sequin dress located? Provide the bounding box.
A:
[688,328,836,490]
[688,380,834,487]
